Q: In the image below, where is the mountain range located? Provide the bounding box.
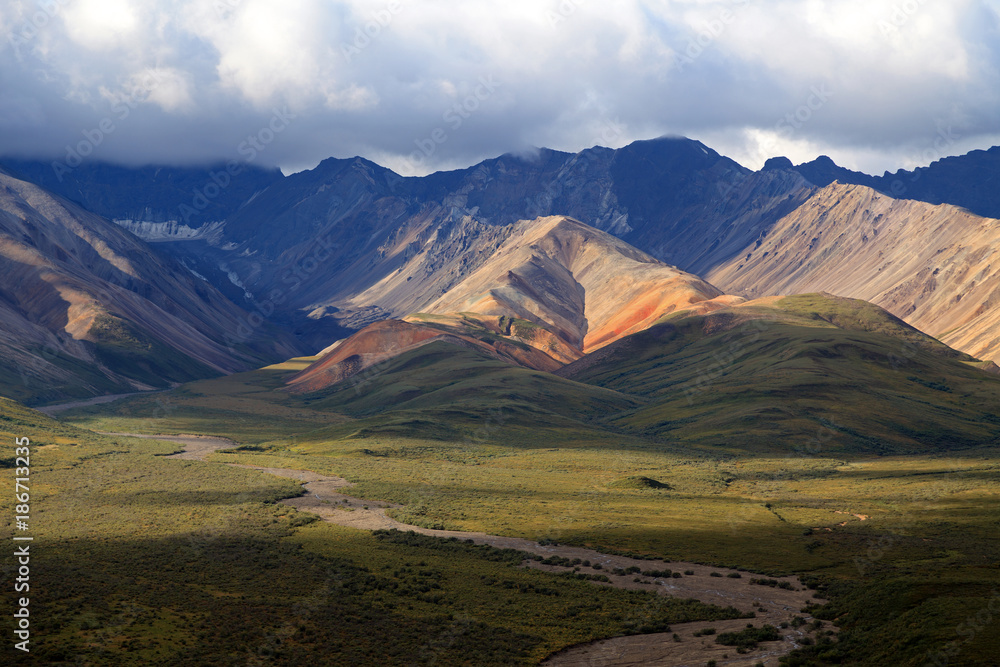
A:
[4,136,1000,411]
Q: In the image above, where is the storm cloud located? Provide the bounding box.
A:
[2,0,999,175]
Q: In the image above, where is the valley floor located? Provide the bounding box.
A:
[20,367,1000,666]
[119,430,833,666]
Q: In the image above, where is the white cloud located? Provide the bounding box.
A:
[139,67,194,112]
[62,0,140,52]
[324,83,378,111]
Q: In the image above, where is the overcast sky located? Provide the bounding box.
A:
[2,0,999,177]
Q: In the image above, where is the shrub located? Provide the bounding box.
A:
[716,624,780,650]
[641,569,672,578]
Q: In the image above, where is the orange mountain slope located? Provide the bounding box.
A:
[419,216,729,352]
[288,216,735,393]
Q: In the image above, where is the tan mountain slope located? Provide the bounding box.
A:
[288,216,734,392]
[419,216,728,351]
[706,182,1000,361]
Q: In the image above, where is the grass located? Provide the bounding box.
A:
[298,341,638,420]
[0,398,752,665]
[58,390,1000,664]
[0,312,230,406]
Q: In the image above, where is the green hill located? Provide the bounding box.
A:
[560,293,1000,454]
[297,340,642,442]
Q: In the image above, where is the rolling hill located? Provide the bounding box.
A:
[9,137,1000,400]
[559,293,1000,454]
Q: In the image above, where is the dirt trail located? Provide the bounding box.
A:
[99,432,238,460]
[121,432,834,666]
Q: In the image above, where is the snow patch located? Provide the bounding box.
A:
[219,264,253,300]
[115,219,225,243]
[227,272,253,300]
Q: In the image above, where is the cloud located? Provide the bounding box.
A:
[62,0,140,52]
[1,0,999,175]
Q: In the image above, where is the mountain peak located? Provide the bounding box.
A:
[763,156,794,171]
[421,215,725,351]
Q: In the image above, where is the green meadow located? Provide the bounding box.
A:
[1,399,746,665]
[59,384,1000,663]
